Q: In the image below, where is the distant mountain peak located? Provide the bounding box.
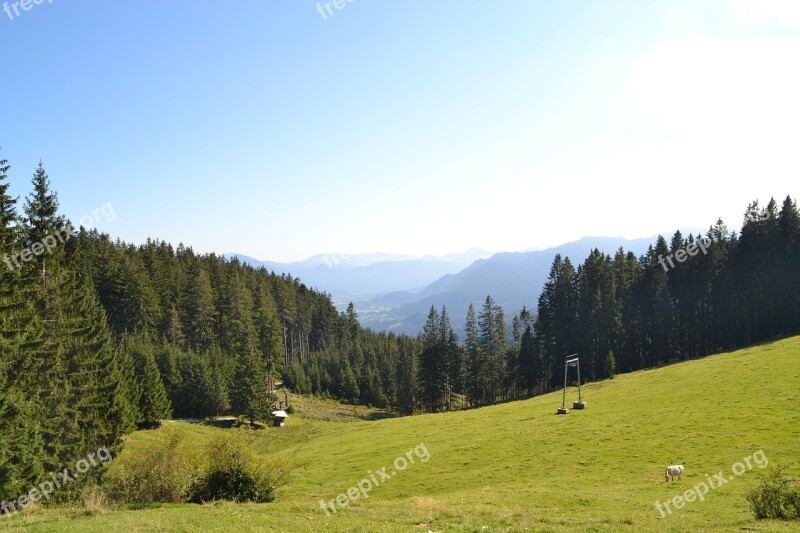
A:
[296,252,417,268]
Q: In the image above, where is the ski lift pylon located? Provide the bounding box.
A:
[556,353,587,414]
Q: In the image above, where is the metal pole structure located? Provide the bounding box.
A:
[561,357,568,410]
[566,354,586,410]
[558,354,579,414]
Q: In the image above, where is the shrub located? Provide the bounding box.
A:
[190,435,288,503]
[746,468,800,520]
[103,428,199,505]
[81,484,110,513]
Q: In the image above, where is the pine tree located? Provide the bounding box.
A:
[0,153,46,496]
[535,255,578,388]
[0,372,45,498]
[112,338,141,434]
[127,335,172,427]
[776,196,800,333]
[418,306,446,412]
[206,343,232,417]
[22,163,66,283]
[439,307,461,410]
[464,304,487,406]
[253,280,284,394]
[338,360,360,403]
[0,153,32,381]
[518,324,540,395]
[224,268,272,424]
[175,349,212,418]
[180,259,217,352]
[395,335,416,415]
[20,165,128,477]
[478,296,506,403]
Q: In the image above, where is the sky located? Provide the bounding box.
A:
[2,0,799,263]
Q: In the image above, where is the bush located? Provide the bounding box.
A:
[190,435,288,503]
[103,428,199,506]
[81,484,110,513]
[746,468,800,520]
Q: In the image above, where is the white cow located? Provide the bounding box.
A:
[665,465,684,482]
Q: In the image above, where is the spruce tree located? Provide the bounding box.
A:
[0,152,46,496]
[439,307,461,410]
[22,163,65,283]
[464,304,486,406]
[395,335,416,414]
[478,295,506,403]
[21,165,129,471]
[206,343,232,417]
[417,306,441,412]
[518,324,540,395]
[180,259,217,352]
[253,281,284,394]
[224,269,272,424]
[127,335,171,427]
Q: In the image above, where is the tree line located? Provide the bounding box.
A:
[3,148,798,500]
[0,155,389,500]
[288,196,800,413]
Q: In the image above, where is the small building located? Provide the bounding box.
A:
[272,410,288,427]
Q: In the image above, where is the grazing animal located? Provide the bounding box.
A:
[665,465,684,482]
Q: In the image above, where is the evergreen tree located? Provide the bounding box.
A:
[224,267,273,424]
[338,360,360,403]
[175,349,212,418]
[776,196,800,333]
[395,335,416,414]
[206,343,232,417]
[478,296,506,403]
[127,335,171,427]
[0,373,45,498]
[417,306,443,412]
[180,259,217,352]
[518,324,541,395]
[253,280,284,394]
[21,165,127,475]
[0,152,46,496]
[112,338,141,434]
[464,303,487,406]
[22,163,65,282]
[439,306,461,410]
[535,255,578,388]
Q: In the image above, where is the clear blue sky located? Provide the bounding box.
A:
[2,0,798,262]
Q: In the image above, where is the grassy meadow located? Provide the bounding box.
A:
[4,336,800,532]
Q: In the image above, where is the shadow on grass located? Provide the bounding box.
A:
[174,417,270,429]
[359,411,399,421]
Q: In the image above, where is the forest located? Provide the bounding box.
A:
[288,197,800,413]
[2,152,799,499]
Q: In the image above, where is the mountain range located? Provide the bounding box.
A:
[229,231,702,337]
[225,248,492,306]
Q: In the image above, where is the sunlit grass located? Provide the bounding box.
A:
[6,336,800,532]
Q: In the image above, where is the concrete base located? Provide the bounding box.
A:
[556,407,569,415]
[572,401,587,410]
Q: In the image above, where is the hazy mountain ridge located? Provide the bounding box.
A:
[229,233,703,335]
[224,248,492,306]
[358,235,694,336]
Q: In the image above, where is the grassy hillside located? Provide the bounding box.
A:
[6,336,800,532]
